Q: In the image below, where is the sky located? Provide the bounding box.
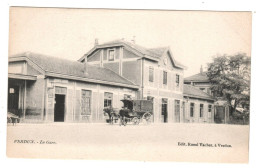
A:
[9,7,252,77]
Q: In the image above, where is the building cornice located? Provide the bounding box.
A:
[183,94,215,101]
[8,73,37,81]
[45,71,139,90]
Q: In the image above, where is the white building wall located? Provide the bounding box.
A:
[183,98,214,124]
[143,59,184,123]
[45,77,136,123]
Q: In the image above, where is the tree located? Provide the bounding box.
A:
[207,53,251,116]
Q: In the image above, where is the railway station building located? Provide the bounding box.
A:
[8,52,137,123]
[8,39,215,123]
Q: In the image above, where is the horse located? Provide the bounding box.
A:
[7,112,20,126]
[103,106,119,124]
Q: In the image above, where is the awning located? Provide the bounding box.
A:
[8,73,37,81]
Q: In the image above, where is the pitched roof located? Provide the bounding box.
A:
[147,47,169,58]
[183,84,214,101]
[184,72,209,82]
[79,39,185,69]
[9,52,138,89]
[103,39,158,56]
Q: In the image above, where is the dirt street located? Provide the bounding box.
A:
[6,123,249,163]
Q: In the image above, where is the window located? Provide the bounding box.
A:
[208,105,212,119]
[104,92,113,107]
[81,90,91,115]
[163,71,167,85]
[200,104,204,118]
[175,100,180,122]
[108,49,115,61]
[149,67,154,82]
[161,98,168,115]
[190,103,194,117]
[176,74,180,87]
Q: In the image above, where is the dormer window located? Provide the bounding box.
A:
[108,49,115,61]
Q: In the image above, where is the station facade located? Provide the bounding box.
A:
[8,40,215,123]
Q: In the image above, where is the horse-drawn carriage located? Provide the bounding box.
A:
[103,99,153,126]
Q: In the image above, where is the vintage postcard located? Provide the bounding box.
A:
[7,7,251,163]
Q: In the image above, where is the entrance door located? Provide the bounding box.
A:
[162,98,168,123]
[8,85,20,115]
[164,111,168,123]
[54,94,65,122]
[214,106,225,123]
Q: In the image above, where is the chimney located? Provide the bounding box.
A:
[94,38,99,46]
[84,56,88,75]
[131,36,136,44]
[200,65,203,74]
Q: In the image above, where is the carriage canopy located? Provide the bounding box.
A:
[121,99,153,114]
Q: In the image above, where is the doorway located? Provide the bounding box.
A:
[214,106,225,123]
[54,94,65,122]
[162,98,168,123]
[163,111,168,123]
[8,85,20,115]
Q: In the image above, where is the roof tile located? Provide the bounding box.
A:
[183,84,214,100]
[184,72,209,82]
[10,52,137,87]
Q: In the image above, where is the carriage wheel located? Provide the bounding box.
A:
[142,113,152,125]
[132,117,140,125]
